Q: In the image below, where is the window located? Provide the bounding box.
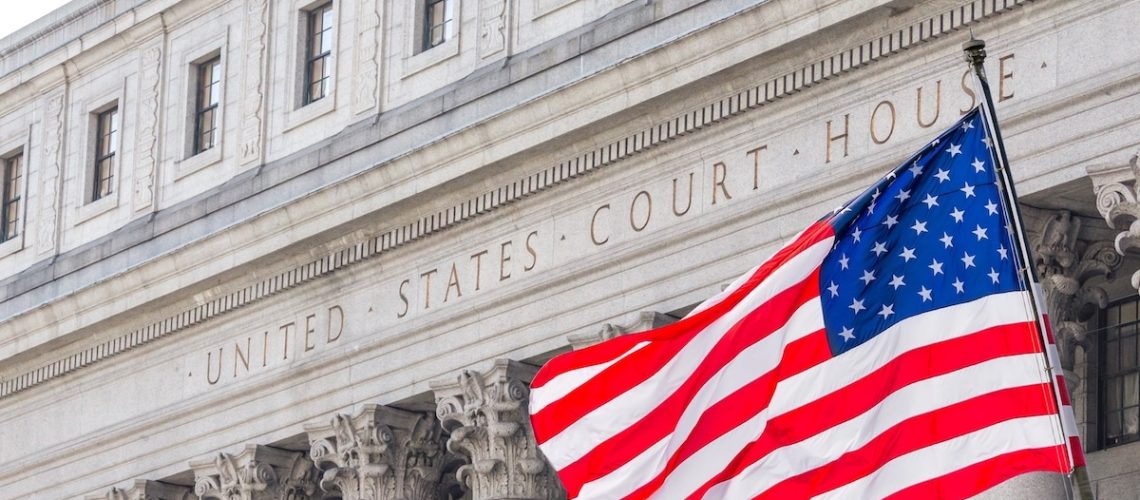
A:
[92,107,118,202]
[423,0,456,51]
[1,153,20,242]
[304,2,334,105]
[194,56,222,154]
[1100,297,1140,448]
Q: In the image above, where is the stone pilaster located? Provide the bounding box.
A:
[191,445,318,500]
[431,359,564,500]
[88,479,195,500]
[305,404,448,500]
[567,311,671,350]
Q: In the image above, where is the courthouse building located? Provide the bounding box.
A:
[2,0,1140,497]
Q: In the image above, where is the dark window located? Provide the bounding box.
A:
[1101,297,1140,448]
[304,3,334,105]
[92,107,118,202]
[423,0,456,51]
[194,56,222,154]
[1,153,21,242]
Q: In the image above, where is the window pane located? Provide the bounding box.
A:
[1107,410,1123,440]
[1126,407,1140,438]
[1107,377,1122,411]
[1108,340,1120,374]
[1125,336,1138,370]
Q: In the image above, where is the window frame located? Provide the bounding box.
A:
[193,55,222,155]
[1099,296,1140,449]
[1,152,22,243]
[422,0,456,51]
[302,2,334,106]
[91,106,119,203]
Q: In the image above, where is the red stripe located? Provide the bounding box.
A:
[1069,436,1086,467]
[885,445,1069,500]
[757,384,1058,499]
[683,321,1042,500]
[530,222,833,389]
[553,272,822,497]
[1056,375,1071,406]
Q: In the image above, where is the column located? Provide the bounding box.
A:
[305,404,449,499]
[191,445,319,500]
[431,359,565,500]
[89,479,195,500]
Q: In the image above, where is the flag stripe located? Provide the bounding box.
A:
[884,445,1069,500]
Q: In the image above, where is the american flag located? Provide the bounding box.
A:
[527,108,1082,499]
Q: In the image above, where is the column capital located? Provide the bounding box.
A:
[567,311,671,350]
[190,444,318,500]
[87,480,195,500]
[430,359,564,500]
[1088,154,1140,287]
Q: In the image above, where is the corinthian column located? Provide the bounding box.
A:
[191,445,319,500]
[431,359,565,500]
[305,404,448,499]
[88,479,195,500]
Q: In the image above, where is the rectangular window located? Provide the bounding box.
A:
[1,153,21,242]
[304,2,334,105]
[92,107,118,202]
[194,56,222,154]
[423,0,456,51]
[1101,298,1140,448]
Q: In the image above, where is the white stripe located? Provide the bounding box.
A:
[700,354,1049,499]
[529,341,649,413]
[814,415,1064,500]
[539,237,833,470]
[573,299,823,498]
[571,437,673,499]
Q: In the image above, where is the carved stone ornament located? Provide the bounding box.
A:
[87,479,195,500]
[1032,209,1121,386]
[1090,153,1140,289]
[305,404,447,500]
[478,0,507,59]
[238,0,270,166]
[190,445,318,500]
[567,311,671,350]
[431,359,565,500]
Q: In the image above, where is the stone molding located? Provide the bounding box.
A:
[86,479,195,500]
[191,445,318,500]
[567,311,671,350]
[431,359,564,500]
[0,0,1036,399]
[305,404,449,500]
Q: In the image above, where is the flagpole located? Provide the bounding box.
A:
[962,38,1090,500]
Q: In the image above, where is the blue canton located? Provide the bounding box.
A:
[820,108,1023,355]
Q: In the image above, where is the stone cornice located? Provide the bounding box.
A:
[0,0,1036,400]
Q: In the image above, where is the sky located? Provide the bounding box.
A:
[0,1,73,40]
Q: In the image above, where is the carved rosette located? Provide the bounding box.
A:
[305,404,447,500]
[90,479,194,500]
[133,41,163,212]
[1032,210,1122,388]
[567,311,670,350]
[191,445,317,500]
[352,0,381,114]
[431,359,564,500]
[239,0,270,166]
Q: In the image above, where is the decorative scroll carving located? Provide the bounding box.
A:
[239,0,270,166]
[478,0,507,59]
[90,479,194,500]
[305,404,448,500]
[191,445,317,500]
[431,359,564,500]
[37,90,65,254]
[133,41,163,212]
[1090,154,1140,289]
[353,0,381,114]
[1032,210,1121,388]
[567,311,671,350]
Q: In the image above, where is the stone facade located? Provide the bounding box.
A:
[2,0,1140,498]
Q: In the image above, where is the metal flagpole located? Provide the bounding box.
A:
[961,38,1090,500]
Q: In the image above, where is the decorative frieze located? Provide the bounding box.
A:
[431,359,564,500]
[305,404,448,500]
[567,311,671,349]
[88,479,195,500]
[191,445,318,500]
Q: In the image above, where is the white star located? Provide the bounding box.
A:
[887,171,897,180]
[839,326,856,342]
[929,259,944,275]
[947,143,963,157]
[895,189,911,203]
[922,193,939,209]
[878,304,895,319]
[839,254,850,269]
[972,158,986,173]
[982,137,992,149]
[889,274,906,290]
[871,241,888,256]
[962,252,976,269]
[871,188,881,201]
[860,270,876,285]
[918,286,933,302]
[883,215,899,229]
[911,220,928,235]
[997,246,1008,260]
[866,204,875,215]
[952,278,966,294]
[972,225,988,241]
[827,281,840,297]
[909,163,924,176]
[932,138,940,146]
[961,182,976,198]
[899,247,917,262]
[984,200,999,216]
[988,268,1001,284]
[962,120,975,131]
[934,169,951,183]
[950,207,966,223]
[940,232,954,248]
[849,298,866,313]
[852,227,862,243]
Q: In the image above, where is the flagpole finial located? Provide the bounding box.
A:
[962,38,987,72]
